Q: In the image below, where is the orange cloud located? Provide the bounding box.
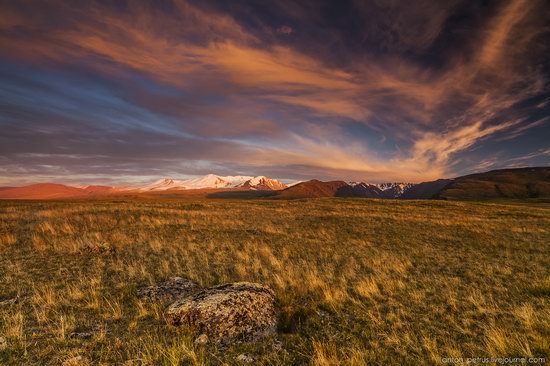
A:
[0,0,547,181]
[478,0,532,66]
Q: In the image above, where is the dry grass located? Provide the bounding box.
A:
[0,233,16,246]
[0,198,549,364]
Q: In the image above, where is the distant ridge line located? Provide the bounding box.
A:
[1,167,548,200]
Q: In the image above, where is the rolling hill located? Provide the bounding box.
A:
[276,180,349,198]
[0,183,90,199]
[399,179,453,199]
[438,167,550,200]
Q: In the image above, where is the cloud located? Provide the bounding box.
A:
[496,117,549,141]
[477,0,533,66]
[411,120,522,166]
[276,25,294,35]
[0,0,548,183]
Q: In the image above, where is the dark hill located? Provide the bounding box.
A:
[335,183,383,198]
[277,180,348,198]
[400,179,453,199]
[439,167,550,200]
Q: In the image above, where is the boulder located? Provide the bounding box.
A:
[137,277,200,301]
[166,282,277,343]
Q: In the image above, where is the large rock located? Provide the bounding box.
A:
[137,277,200,301]
[166,282,277,342]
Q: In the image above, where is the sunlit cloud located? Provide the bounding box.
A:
[0,0,548,184]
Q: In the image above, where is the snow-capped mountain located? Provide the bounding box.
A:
[234,176,287,190]
[374,183,415,198]
[340,182,383,198]
[140,178,187,191]
[177,174,233,189]
[346,182,414,198]
[134,174,287,191]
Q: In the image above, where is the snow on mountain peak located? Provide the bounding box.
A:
[345,181,415,198]
[183,174,230,188]
[373,182,415,197]
[375,182,413,191]
[140,178,186,191]
[134,174,287,191]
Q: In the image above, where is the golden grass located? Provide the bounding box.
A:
[0,198,548,364]
[0,233,16,246]
[1,311,24,340]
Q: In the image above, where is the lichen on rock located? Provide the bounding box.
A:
[137,277,200,301]
[166,282,277,343]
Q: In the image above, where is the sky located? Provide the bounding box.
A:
[0,0,549,185]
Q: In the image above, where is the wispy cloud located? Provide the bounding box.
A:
[0,0,548,184]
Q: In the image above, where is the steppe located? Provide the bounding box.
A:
[0,198,549,365]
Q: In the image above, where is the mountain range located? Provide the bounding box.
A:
[277,167,549,200]
[0,175,287,199]
[135,174,287,191]
[0,167,548,200]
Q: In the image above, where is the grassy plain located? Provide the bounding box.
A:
[0,198,549,365]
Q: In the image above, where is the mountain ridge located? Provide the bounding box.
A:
[277,167,550,200]
[0,174,289,199]
[1,167,548,200]
[136,174,287,191]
